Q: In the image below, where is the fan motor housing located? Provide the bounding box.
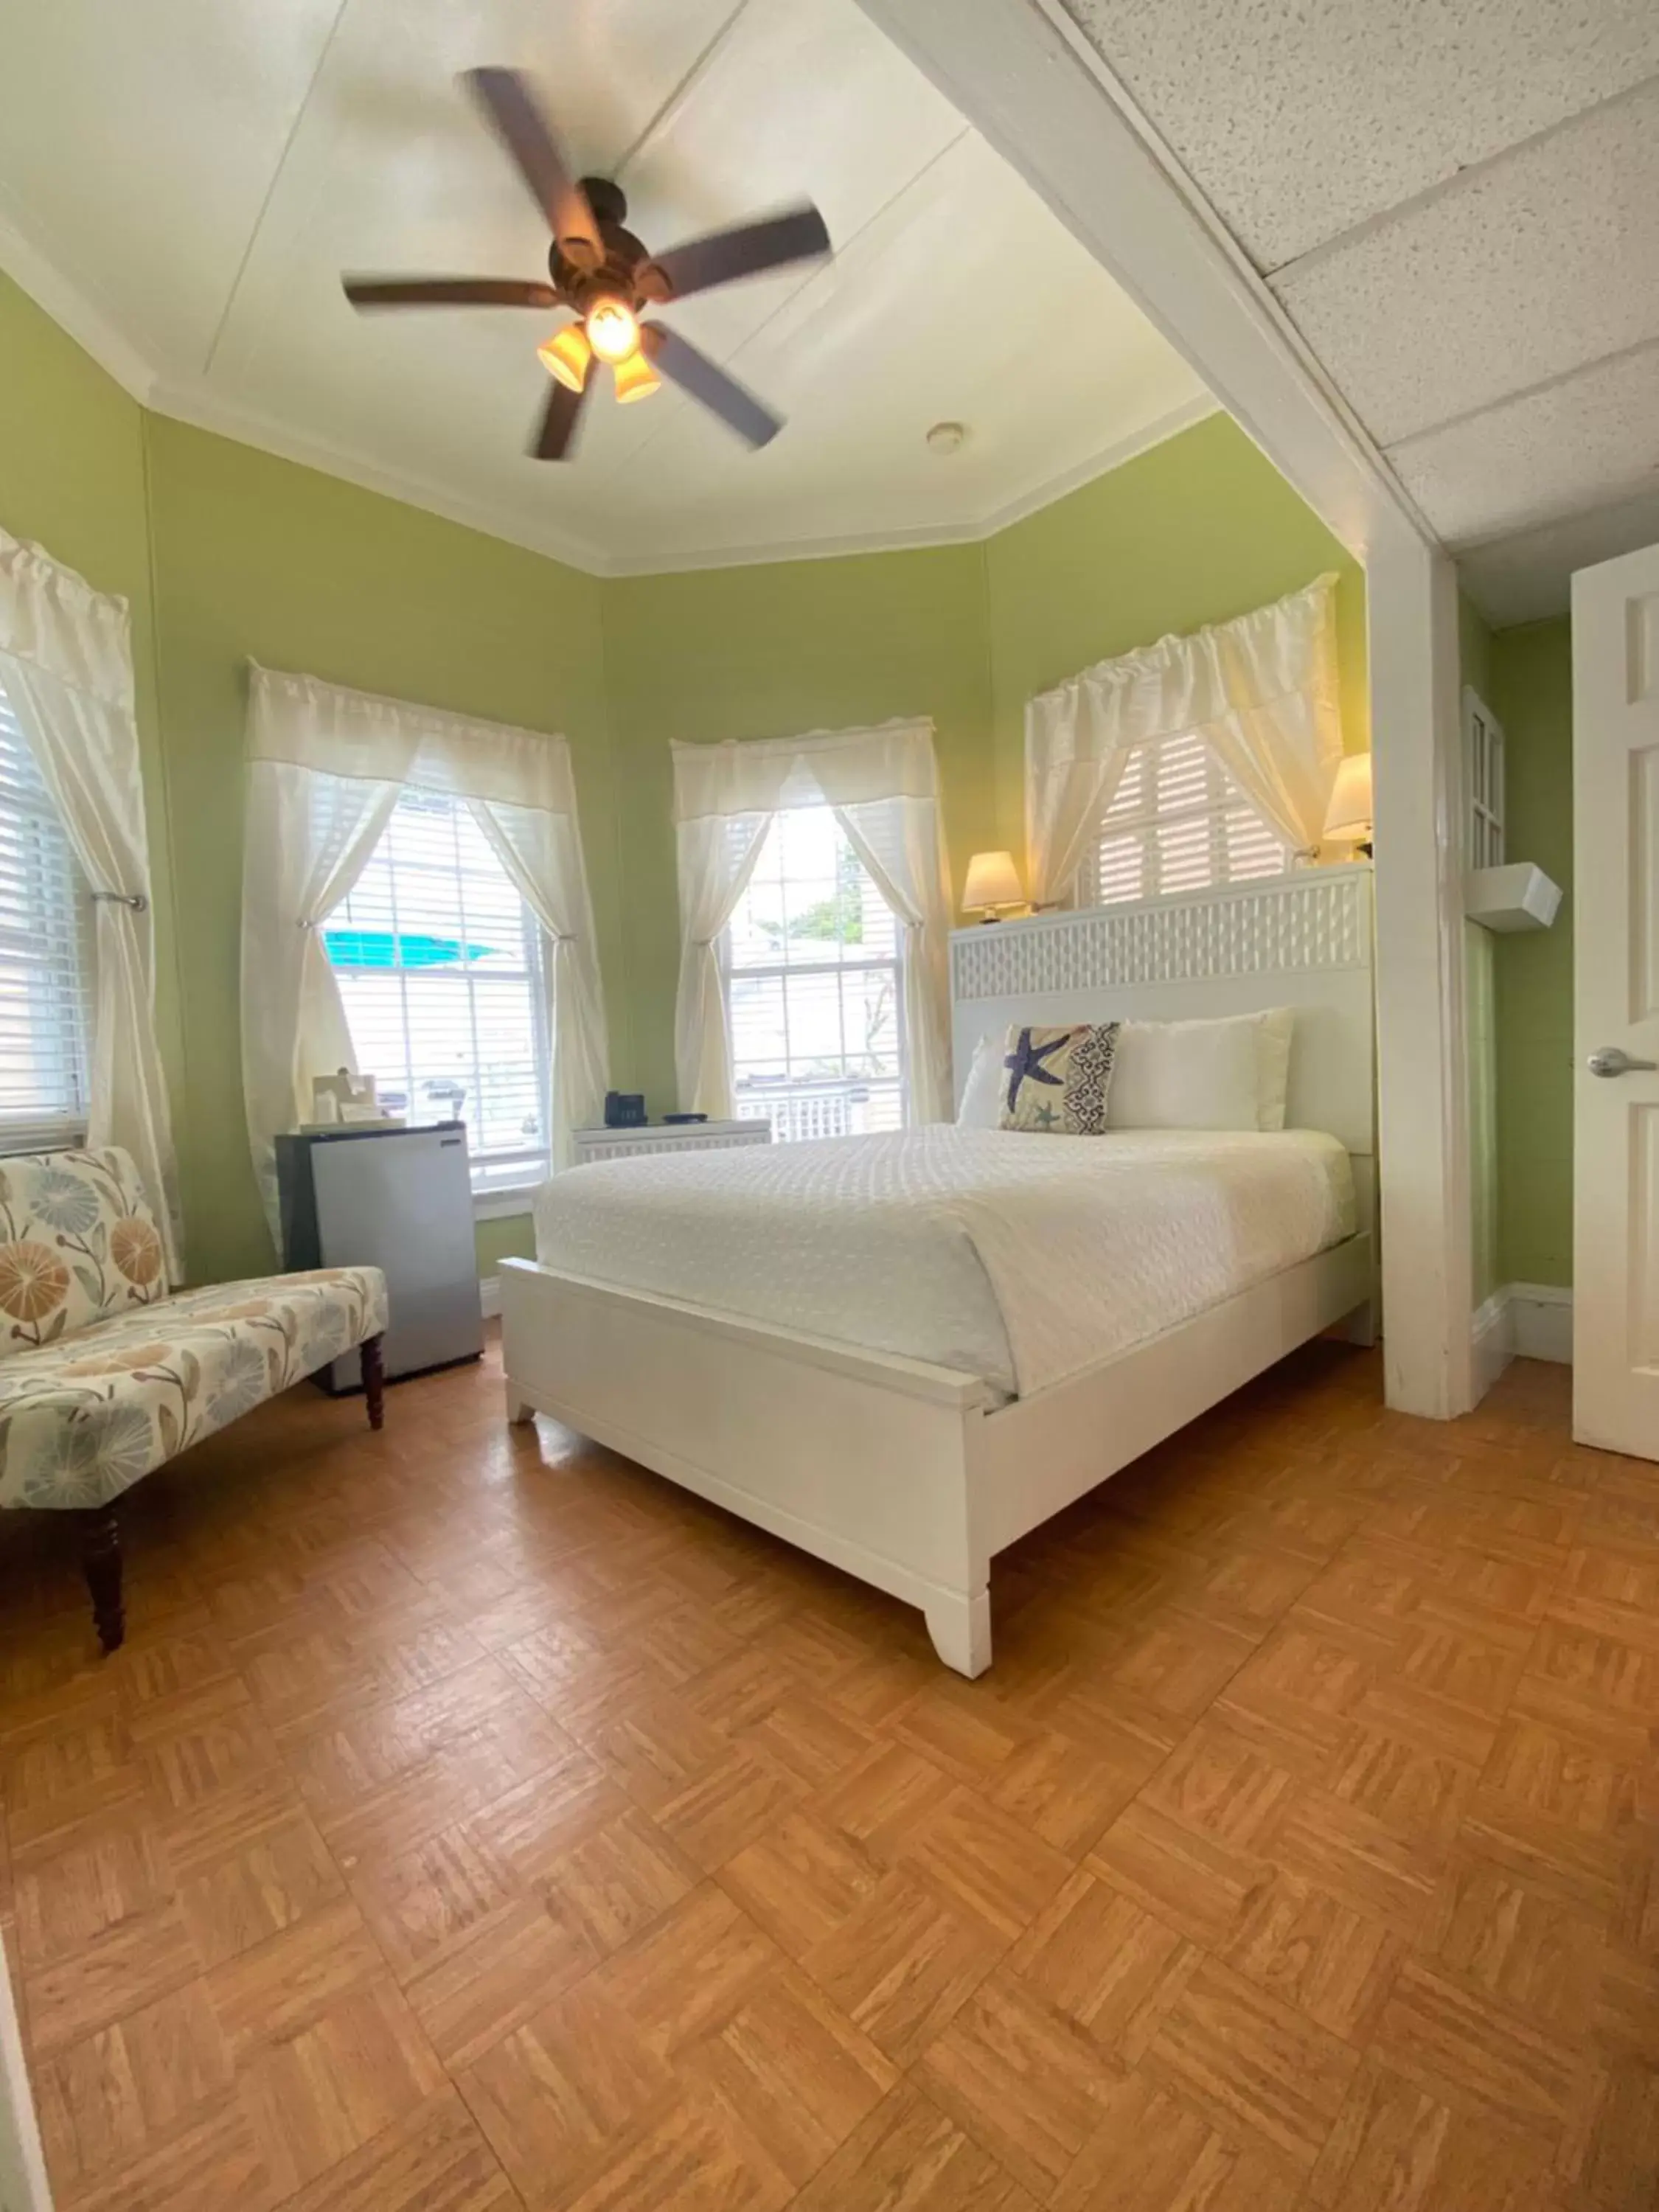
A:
[550,178,653,306]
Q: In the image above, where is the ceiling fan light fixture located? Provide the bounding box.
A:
[585,296,640,364]
[613,349,661,405]
[538,324,591,392]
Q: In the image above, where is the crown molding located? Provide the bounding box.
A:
[0,201,159,406]
[143,377,611,577]
[966,393,1221,540]
[596,395,1222,576]
[145,375,1219,581]
[6,212,1217,581]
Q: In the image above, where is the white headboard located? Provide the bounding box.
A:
[950,865,1376,1203]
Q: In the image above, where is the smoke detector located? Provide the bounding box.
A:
[925,420,967,456]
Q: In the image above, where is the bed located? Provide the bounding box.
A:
[501,865,1376,1676]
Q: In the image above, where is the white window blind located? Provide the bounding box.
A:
[1084,730,1290,907]
[323,789,549,1193]
[0,686,94,1150]
[723,807,906,1141]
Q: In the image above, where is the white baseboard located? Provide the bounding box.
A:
[1470,1280,1573,1396]
[1508,1281,1572,1363]
[479,1274,501,1321]
[1472,1290,1513,1397]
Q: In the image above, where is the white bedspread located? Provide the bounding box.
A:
[532,1127,1355,1401]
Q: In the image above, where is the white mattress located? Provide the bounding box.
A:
[532,1127,1356,1402]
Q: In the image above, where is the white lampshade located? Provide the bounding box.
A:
[963,849,1024,914]
[1324,752,1374,841]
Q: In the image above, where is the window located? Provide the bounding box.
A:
[0,684,94,1149]
[1083,730,1290,907]
[1465,689,1506,869]
[724,808,905,1141]
[322,789,549,1194]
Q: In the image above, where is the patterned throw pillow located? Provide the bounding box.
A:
[996,1023,1120,1135]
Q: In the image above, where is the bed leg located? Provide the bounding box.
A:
[82,1508,125,1655]
[925,1588,992,1678]
[505,1381,536,1426]
[361,1332,386,1430]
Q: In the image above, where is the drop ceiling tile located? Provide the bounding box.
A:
[1457,481,1659,625]
[1388,340,1659,546]
[1273,78,1659,446]
[1059,0,1659,271]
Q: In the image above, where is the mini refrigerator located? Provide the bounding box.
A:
[275,1123,484,1391]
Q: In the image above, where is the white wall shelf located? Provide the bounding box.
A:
[1466,862,1562,934]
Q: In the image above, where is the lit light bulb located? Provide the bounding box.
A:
[538,324,591,393]
[585,295,640,365]
[613,349,661,404]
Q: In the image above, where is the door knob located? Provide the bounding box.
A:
[1588,1046,1658,1077]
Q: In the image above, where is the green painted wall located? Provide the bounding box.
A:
[142,415,619,1284]
[602,546,996,1111]
[984,409,1370,849]
[1489,616,1573,1287]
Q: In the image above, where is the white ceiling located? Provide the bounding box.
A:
[1060,0,1659,622]
[0,0,1210,574]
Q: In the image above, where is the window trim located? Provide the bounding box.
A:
[720,808,911,1137]
[321,787,553,1195]
[1463,686,1506,870]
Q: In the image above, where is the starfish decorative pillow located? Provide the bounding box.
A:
[997,1022,1121,1135]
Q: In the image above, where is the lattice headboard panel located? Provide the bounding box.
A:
[950,866,1375,1162]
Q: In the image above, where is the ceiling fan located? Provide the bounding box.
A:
[342,66,832,461]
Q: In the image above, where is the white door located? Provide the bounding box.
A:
[1573,538,1659,1455]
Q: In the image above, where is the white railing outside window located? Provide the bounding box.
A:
[323,787,551,1193]
[724,807,906,1140]
[1083,728,1291,907]
[0,686,94,1152]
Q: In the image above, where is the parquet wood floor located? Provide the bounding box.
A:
[2,1336,1655,2211]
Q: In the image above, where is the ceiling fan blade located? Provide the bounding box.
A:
[639,324,782,448]
[639,206,830,303]
[343,277,559,310]
[463,66,603,269]
[531,375,588,462]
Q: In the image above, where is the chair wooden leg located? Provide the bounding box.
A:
[82,1507,124,1655]
[361,1332,386,1430]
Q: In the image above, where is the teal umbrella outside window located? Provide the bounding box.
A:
[324,929,494,969]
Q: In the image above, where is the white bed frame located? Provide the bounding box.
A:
[501,866,1377,1677]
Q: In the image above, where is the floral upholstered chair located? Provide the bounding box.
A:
[0,1147,387,1652]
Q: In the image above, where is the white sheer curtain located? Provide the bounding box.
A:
[672,718,953,1123]
[1025,571,1345,906]
[674,810,781,1121]
[0,530,181,1279]
[241,666,610,1237]
[470,798,609,1177]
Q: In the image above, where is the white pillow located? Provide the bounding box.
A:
[1106,1009,1295,1133]
[956,1032,1007,1127]
[1256,1006,1295,1132]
